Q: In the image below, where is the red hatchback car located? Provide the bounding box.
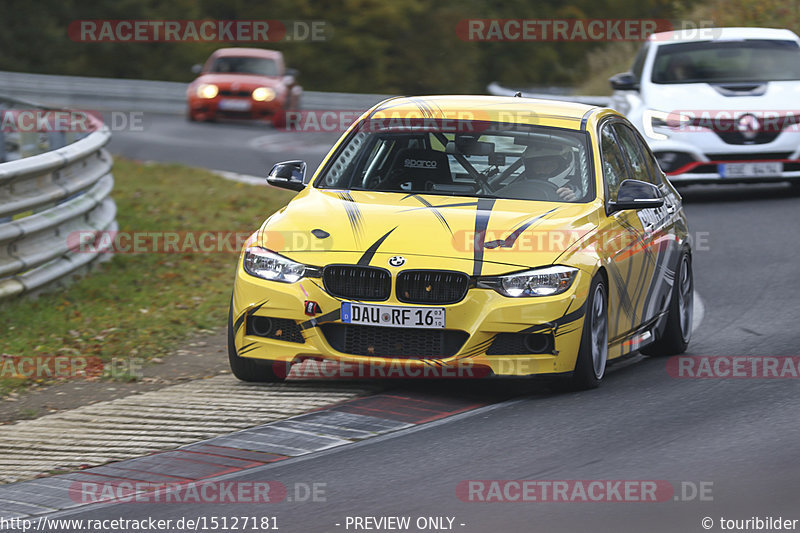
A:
[187,48,302,126]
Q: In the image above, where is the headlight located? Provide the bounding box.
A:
[480,265,578,297]
[252,87,276,102]
[196,84,219,99]
[243,247,306,283]
[643,109,691,140]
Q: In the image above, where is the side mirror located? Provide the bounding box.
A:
[608,179,664,213]
[284,68,299,78]
[609,72,640,91]
[267,160,307,191]
[191,64,203,75]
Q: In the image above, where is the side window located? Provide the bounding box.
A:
[631,42,650,81]
[612,123,661,185]
[600,123,628,201]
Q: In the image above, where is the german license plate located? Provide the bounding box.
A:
[718,162,782,178]
[341,302,445,329]
[218,99,251,111]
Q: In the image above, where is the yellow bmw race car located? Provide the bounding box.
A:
[228,95,693,389]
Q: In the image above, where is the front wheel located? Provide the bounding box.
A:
[570,275,609,390]
[641,251,693,357]
[228,304,287,382]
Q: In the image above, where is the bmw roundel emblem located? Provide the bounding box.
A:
[388,256,406,267]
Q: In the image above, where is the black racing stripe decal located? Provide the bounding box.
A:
[618,217,656,264]
[238,344,261,356]
[401,201,480,211]
[367,96,404,118]
[237,342,257,356]
[617,217,656,328]
[408,97,442,119]
[456,336,497,359]
[357,227,397,266]
[518,301,587,335]
[641,240,675,324]
[336,192,364,241]
[607,260,635,331]
[555,325,582,337]
[484,207,559,249]
[234,299,270,334]
[407,194,453,235]
[234,313,247,335]
[472,198,496,276]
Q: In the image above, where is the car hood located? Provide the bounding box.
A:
[255,189,602,276]
[644,80,800,112]
[193,73,281,88]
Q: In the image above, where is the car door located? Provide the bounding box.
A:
[597,120,653,354]
[615,123,683,325]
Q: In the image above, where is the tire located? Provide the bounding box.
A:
[227,304,287,382]
[790,180,800,197]
[641,251,693,357]
[570,275,609,390]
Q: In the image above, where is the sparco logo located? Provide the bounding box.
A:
[404,159,437,169]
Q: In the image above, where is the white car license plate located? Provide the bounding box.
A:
[218,99,252,111]
[341,302,445,329]
[718,162,783,178]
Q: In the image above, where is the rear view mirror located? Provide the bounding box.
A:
[608,179,664,213]
[267,160,307,191]
[609,72,640,91]
[448,135,494,156]
[191,64,203,74]
[488,153,506,166]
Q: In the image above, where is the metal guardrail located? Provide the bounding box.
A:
[487,82,611,107]
[0,70,391,114]
[0,98,117,301]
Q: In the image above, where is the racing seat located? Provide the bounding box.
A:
[382,149,453,191]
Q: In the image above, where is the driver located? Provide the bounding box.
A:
[521,143,581,201]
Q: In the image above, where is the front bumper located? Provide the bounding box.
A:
[188,96,283,120]
[230,260,591,378]
[644,131,800,184]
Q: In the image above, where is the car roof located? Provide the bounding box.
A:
[210,48,282,59]
[368,95,602,131]
[649,26,800,45]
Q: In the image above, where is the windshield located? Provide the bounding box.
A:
[209,56,278,76]
[652,39,800,84]
[315,121,594,203]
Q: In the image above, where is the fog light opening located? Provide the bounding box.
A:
[524,333,552,354]
[250,316,273,337]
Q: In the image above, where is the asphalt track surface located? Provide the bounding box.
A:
[66,113,800,532]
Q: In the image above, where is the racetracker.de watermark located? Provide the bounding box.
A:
[0,110,148,133]
[68,20,330,43]
[66,230,333,254]
[277,110,517,133]
[456,19,718,42]
[281,359,489,379]
[451,230,710,254]
[667,356,800,379]
[68,480,326,504]
[0,356,142,380]
[457,480,712,502]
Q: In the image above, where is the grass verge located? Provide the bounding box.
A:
[0,158,295,396]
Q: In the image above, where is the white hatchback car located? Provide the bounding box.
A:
[610,27,800,188]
